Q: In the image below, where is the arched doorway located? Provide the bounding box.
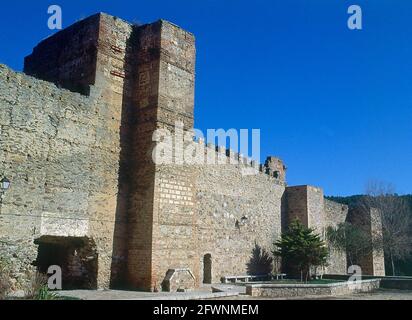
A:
[203,254,212,284]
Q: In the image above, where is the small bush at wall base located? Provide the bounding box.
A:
[25,272,58,300]
[0,257,13,300]
[35,286,59,300]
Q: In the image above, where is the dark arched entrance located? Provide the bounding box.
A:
[203,254,212,284]
[34,236,98,290]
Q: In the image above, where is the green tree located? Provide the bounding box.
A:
[0,257,12,300]
[274,219,328,282]
[326,222,375,267]
[362,182,412,276]
[246,244,273,276]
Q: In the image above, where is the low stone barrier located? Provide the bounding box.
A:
[325,274,412,290]
[381,279,412,290]
[246,279,381,298]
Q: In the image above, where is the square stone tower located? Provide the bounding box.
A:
[25,13,137,288]
[24,13,197,291]
[347,207,386,276]
[285,185,325,234]
[125,19,197,292]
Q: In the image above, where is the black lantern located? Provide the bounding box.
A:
[241,215,249,224]
[0,177,10,191]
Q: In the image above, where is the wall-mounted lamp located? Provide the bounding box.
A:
[0,176,11,205]
[240,215,249,225]
[236,215,249,229]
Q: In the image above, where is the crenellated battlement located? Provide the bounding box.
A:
[189,139,287,184]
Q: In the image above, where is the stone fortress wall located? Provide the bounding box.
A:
[0,13,384,292]
[0,63,120,289]
[195,152,286,284]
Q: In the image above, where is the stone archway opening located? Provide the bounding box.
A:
[33,236,98,290]
[203,254,212,284]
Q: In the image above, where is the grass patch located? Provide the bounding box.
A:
[270,279,344,285]
[236,279,345,286]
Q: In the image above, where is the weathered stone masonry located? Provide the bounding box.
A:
[0,13,385,292]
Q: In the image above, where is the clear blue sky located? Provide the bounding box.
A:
[1,0,411,196]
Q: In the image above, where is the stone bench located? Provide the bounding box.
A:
[221,274,275,284]
[271,273,287,280]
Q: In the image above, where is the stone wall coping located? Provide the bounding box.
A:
[0,64,93,103]
[246,279,380,289]
[325,274,412,280]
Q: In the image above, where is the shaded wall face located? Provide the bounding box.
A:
[285,186,309,226]
[92,13,135,289]
[124,21,162,290]
[347,207,385,276]
[24,14,101,95]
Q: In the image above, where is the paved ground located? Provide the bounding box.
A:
[319,289,412,300]
[58,285,243,300]
[215,289,412,300]
[58,286,412,300]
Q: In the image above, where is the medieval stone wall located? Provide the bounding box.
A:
[0,64,121,289]
[151,21,198,291]
[194,147,285,284]
[0,13,385,293]
[324,199,348,274]
[121,19,198,291]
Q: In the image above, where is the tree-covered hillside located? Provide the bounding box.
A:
[327,195,412,209]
